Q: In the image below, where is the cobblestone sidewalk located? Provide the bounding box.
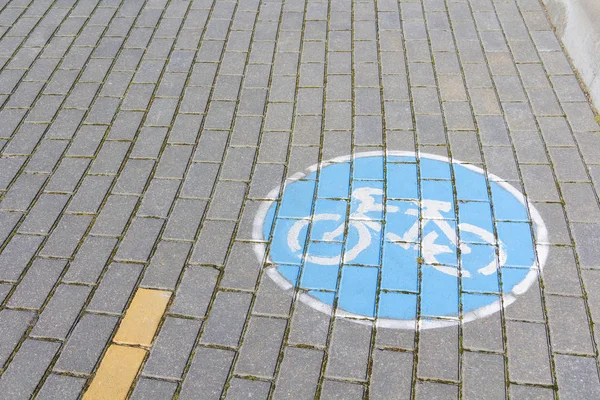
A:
[0,0,600,397]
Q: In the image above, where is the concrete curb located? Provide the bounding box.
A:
[541,0,600,110]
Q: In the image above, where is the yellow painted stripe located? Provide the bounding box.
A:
[84,288,172,399]
[83,344,146,400]
[113,288,171,347]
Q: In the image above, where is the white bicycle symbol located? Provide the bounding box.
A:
[287,187,507,278]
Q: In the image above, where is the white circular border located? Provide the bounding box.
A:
[252,151,549,330]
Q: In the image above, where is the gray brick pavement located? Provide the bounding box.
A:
[0,0,599,397]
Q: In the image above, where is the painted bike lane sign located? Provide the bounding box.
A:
[253,151,548,329]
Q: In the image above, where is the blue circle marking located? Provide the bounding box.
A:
[253,152,548,329]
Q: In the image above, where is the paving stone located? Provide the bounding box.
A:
[36,374,86,400]
[142,240,191,290]
[31,284,91,339]
[370,349,412,398]
[39,213,92,257]
[7,258,65,310]
[326,318,372,380]
[90,195,138,236]
[181,163,220,199]
[54,313,118,374]
[415,381,459,399]
[561,183,600,223]
[112,159,155,195]
[87,263,142,314]
[190,220,236,265]
[115,217,163,262]
[0,339,59,399]
[63,236,118,284]
[506,321,553,385]
[0,234,44,282]
[200,290,252,347]
[321,380,364,399]
[226,378,271,399]
[546,295,594,354]
[0,310,35,367]
[273,347,323,400]
[509,384,555,400]
[193,130,229,163]
[170,266,218,318]
[179,347,234,400]
[137,179,180,218]
[18,193,69,234]
[555,355,600,400]
[131,378,178,400]
[462,351,506,399]
[235,316,286,377]
[143,317,202,379]
[252,272,293,317]
[418,324,459,381]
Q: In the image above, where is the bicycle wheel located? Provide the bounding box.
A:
[459,223,507,276]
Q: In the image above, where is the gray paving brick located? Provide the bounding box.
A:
[0,170,48,210]
[521,165,560,202]
[0,211,22,247]
[142,240,191,290]
[326,318,371,380]
[36,374,85,400]
[0,234,44,282]
[7,258,65,310]
[89,141,131,175]
[416,381,458,399]
[54,313,118,374]
[45,158,90,193]
[235,316,286,377]
[87,262,142,314]
[207,181,247,220]
[193,130,229,163]
[546,295,594,354]
[163,198,206,241]
[115,217,163,262]
[548,147,588,182]
[531,203,570,246]
[138,179,180,218]
[226,378,271,400]
[248,163,285,199]
[273,347,323,400]
[130,127,169,159]
[107,112,145,141]
[90,194,138,236]
[506,321,552,385]
[370,349,412,398]
[112,159,155,195]
[143,317,202,379]
[0,157,27,192]
[200,291,252,347]
[169,266,217,318]
[190,220,236,265]
[3,124,47,156]
[181,163,219,198]
[562,183,600,223]
[509,384,555,399]
[122,83,155,110]
[63,236,117,285]
[18,193,69,234]
[321,380,364,400]
[66,175,113,214]
[0,339,59,400]
[462,351,506,399]
[31,284,91,340]
[179,347,234,400]
[252,272,292,317]
[67,126,107,158]
[573,223,600,268]
[0,309,35,367]
[555,355,600,400]
[25,139,68,173]
[418,325,459,381]
[131,378,178,399]
[169,114,203,144]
